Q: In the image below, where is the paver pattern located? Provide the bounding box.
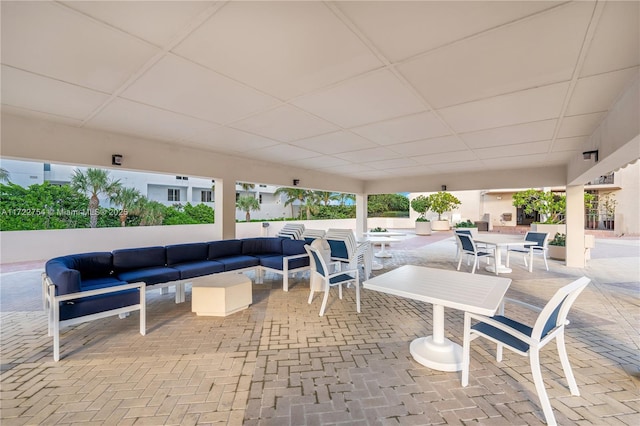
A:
[1,234,638,425]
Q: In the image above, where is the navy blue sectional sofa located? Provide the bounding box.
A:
[43,237,309,361]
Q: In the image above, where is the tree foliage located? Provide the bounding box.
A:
[367,194,409,217]
[236,195,261,222]
[0,182,89,230]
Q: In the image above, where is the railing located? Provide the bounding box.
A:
[585,213,615,230]
[586,173,615,185]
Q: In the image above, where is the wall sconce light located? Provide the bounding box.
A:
[441,185,447,191]
[293,179,300,186]
[112,154,123,166]
[582,150,598,162]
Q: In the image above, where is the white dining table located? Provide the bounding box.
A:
[363,265,511,372]
[473,234,531,274]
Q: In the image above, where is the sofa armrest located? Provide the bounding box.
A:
[49,281,145,302]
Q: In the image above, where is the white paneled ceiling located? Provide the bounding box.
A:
[1,1,638,182]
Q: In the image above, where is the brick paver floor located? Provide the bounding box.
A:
[1,232,638,425]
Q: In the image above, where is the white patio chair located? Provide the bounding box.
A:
[304,243,360,317]
[462,277,591,426]
[506,231,549,272]
[455,232,495,274]
[325,229,372,280]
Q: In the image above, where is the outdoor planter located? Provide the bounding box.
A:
[548,245,566,261]
[431,220,450,231]
[415,221,432,236]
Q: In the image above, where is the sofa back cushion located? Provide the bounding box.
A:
[282,239,307,256]
[166,243,209,266]
[208,240,243,260]
[242,237,283,255]
[113,246,166,271]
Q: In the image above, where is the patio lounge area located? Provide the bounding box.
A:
[1,232,638,425]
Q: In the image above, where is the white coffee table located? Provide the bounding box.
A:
[191,273,252,316]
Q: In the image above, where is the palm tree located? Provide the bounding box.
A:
[236,195,260,222]
[303,192,320,219]
[274,187,307,218]
[0,168,10,182]
[315,191,339,206]
[237,182,255,192]
[111,187,142,227]
[70,168,122,228]
[338,193,356,206]
[134,198,165,226]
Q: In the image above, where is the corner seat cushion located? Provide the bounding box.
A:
[282,239,307,256]
[116,267,180,286]
[113,246,166,271]
[81,276,129,292]
[59,288,140,321]
[46,252,114,295]
[171,260,224,280]
[242,238,283,255]
[166,243,209,265]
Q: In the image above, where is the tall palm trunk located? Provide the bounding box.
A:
[89,195,99,228]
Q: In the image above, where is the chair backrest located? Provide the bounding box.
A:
[455,232,477,253]
[304,244,328,278]
[302,229,326,244]
[524,232,548,248]
[277,223,305,240]
[455,229,472,236]
[532,277,591,341]
[326,229,357,261]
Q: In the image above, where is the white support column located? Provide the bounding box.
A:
[214,178,237,240]
[355,193,367,239]
[566,184,585,268]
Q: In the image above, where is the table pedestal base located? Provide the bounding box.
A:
[485,264,512,274]
[410,336,463,372]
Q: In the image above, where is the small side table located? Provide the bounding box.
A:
[191,273,252,316]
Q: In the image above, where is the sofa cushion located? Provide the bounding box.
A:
[242,238,283,256]
[116,267,180,286]
[59,289,140,321]
[113,246,166,271]
[171,260,224,280]
[282,239,307,256]
[80,276,129,292]
[208,240,243,260]
[260,255,309,271]
[46,252,114,295]
[166,243,209,266]
[215,255,260,272]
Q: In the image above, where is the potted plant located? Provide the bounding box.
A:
[454,219,478,238]
[547,232,566,260]
[410,195,432,235]
[428,191,461,231]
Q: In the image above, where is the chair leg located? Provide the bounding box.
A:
[530,349,557,426]
[457,253,464,271]
[506,250,511,268]
[528,249,534,273]
[52,301,60,362]
[355,272,361,313]
[543,251,549,271]
[319,283,330,317]
[338,283,343,300]
[557,333,580,395]
[471,256,478,274]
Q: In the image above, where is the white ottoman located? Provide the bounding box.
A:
[191,274,252,316]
